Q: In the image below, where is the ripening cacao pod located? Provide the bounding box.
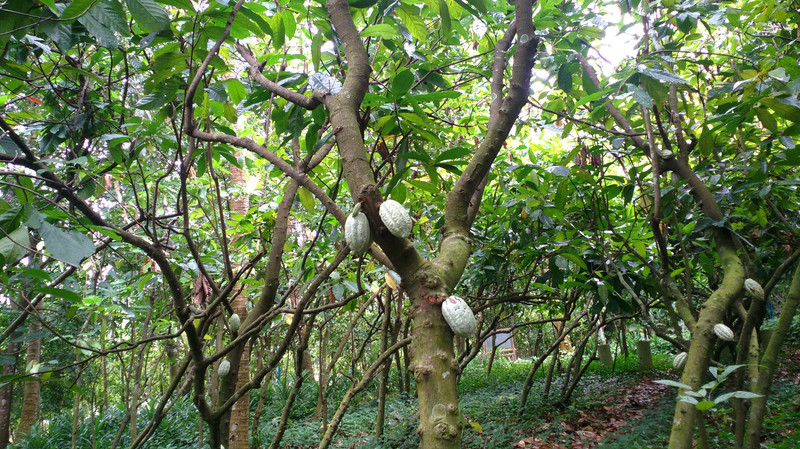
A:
[345,211,372,254]
[658,149,673,159]
[673,352,688,369]
[713,323,735,341]
[744,278,765,300]
[229,314,241,333]
[441,295,477,337]
[218,360,231,377]
[379,199,413,238]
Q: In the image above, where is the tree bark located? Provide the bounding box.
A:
[0,339,20,449]
[744,262,800,448]
[227,150,251,449]
[14,298,43,441]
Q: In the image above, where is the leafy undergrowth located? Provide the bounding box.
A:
[11,348,800,448]
[265,349,800,449]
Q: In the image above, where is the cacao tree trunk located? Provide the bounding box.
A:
[744,262,800,448]
[14,298,42,441]
[375,288,392,439]
[0,340,20,449]
[227,149,251,449]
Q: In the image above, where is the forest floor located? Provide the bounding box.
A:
[12,347,800,448]
[506,348,800,449]
[312,348,800,449]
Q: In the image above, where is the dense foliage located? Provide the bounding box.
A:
[0,0,798,448]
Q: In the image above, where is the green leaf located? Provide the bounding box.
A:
[696,400,716,411]
[0,226,29,265]
[125,0,171,32]
[395,5,427,41]
[761,97,800,123]
[38,221,95,267]
[557,64,573,93]
[627,83,653,108]
[698,128,715,156]
[61,0,96,20]
[269,12,285,50]
[392,69,415,98]
[655,379,693,390]
[755,108,778,133]
[297,187,315,213]
[79,0,128,48]
[639,67,690,85]
[32,287,82,303]
[361,24,399,39]
[438,0,451,38]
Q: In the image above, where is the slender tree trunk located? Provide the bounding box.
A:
[228,150,251,449]
[744,262,800,448]
[14,299,43,440]
[376,288,392,439]
[0,339,20,449]
[668,238,744,449]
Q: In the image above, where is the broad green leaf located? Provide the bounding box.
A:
[126,0,171,32]
[639,67,690,85]
[755,108,778,133]
[33,287,82,303]
[557,64,573,93]
[61,0,96,20]
[38,221,95,267]
[392,69,415,98]
[627,83,653,108]
[696,400,716,411]
[396,5,427,41]
[761,97,800,122]
[361,24,399,39]
[297,187,315,213]
[438,0,451,38]
[655,379,693,390]
[0,226,29,265]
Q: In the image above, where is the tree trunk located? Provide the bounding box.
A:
[0,340,20,449]
[408,293,463,448]
[376,288,392,439]
[14,299,43,440]
[744,262,800,448]
[228,150,251,449]
[668,239,744,449]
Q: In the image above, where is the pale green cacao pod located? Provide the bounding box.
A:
[345,211,372,253]
[218,360,231,377]
[379,199,412,238]
[713,323,735,341]
[441,295,477,337]
[744,278,764,300]
[673,352,688,369]
[229,314,241,333]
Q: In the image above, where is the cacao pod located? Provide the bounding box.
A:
[713,323,735,341]
[673,352,688,369]
[218,360,231,377]
[379,199,413,238]
[744,278,764,300]
[229,314,241,333]
[345,211,372,254]
[441,295,477,337]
